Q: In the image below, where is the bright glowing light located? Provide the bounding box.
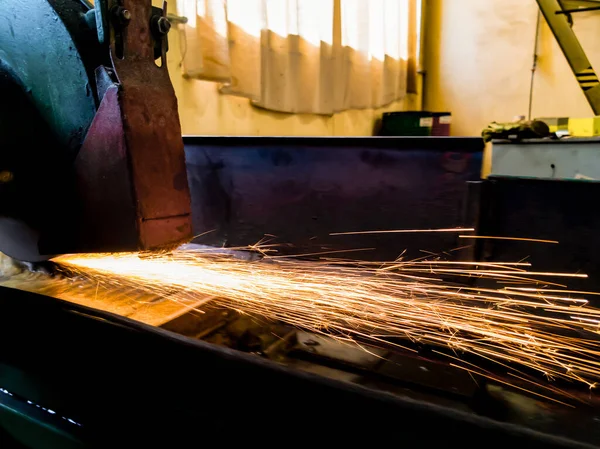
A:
[398,0,410,60]
[298,0,334,46]
[177,0,197,28]
[54,247,600,403]
[206,0,228,38]
[341,0,368,54]
[263,0,334,46]
[416,0,422,65]
[227,0,262,38]
[342,0,410,60]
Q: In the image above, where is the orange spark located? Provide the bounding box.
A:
[459,235,559,244]
[330,227,475,236]
[54,248,600,403]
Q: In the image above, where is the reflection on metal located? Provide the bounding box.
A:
[167,13,188,24]
[536,0,600,114]
[183,136,484,262]
[557,6,600,14]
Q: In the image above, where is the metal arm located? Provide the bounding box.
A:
[536,0,600,115]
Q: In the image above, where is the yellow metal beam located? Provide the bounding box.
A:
[537,0,600,115]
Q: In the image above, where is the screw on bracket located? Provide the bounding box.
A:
[153,16,172,36]
[111,6,131,27]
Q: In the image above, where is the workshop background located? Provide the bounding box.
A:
[164,0,600,137]
[3,2,600,447]
[166,0,422,135]
[424,0,600,136]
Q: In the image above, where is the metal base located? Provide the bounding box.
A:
[0,286,591,448]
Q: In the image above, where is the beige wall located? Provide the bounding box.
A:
[163,21,420,136]
[424,0,600,136]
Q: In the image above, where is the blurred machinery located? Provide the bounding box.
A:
[1,1,600,449]
[0,0,192,262]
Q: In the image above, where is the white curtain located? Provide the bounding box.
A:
[176,0,419,114]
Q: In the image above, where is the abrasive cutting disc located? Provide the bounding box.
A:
[0,0,100,262]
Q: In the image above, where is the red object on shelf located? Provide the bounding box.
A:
[431,112,451,136]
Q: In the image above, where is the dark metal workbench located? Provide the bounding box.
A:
[184,136,483,261]
[0,287,594,448]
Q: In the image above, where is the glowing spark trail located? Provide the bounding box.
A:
[458,235,560,244]
[330,227,475,236]
[54,248,600,403]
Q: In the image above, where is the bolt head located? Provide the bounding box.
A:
[112,6,131,26]
[157,16,172,34]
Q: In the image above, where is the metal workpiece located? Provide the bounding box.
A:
[183,136,484,261]
[477,175,600,294]
[0,280,596,448]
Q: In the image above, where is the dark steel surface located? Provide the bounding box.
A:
[184,136,483,261]
[456,181,483,263]
[478,176,600,295]
[0,286,593,448]
[0,389,85,449]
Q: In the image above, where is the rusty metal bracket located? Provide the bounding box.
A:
[74,0,192,252]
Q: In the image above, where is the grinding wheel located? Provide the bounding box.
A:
[0,0,103,261]
[0,0,192,260]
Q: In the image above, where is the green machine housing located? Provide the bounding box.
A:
[0,0,193,261]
